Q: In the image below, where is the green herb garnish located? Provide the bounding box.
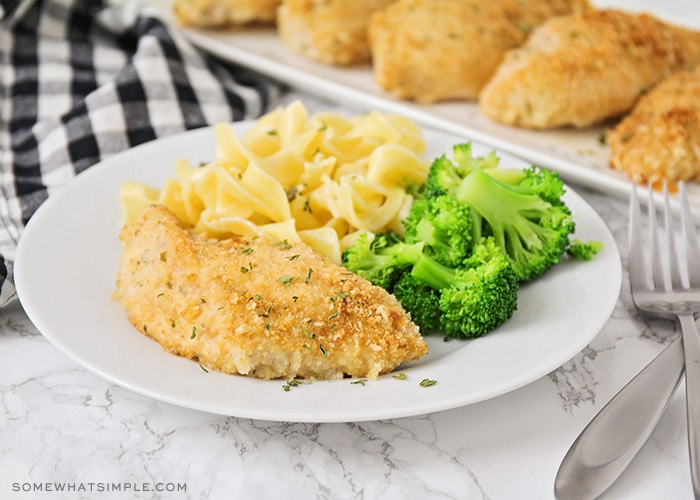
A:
[277,275,294,287]
[282,379,301,391]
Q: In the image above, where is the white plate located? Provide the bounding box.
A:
[15,121,621,423]
[143,0,700,214]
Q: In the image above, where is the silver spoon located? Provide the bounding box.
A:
[554,336,684,499]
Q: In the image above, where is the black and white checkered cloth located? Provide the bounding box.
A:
[0,0,282,306]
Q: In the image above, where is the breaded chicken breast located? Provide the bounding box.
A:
[608,65,700,185]
[276,0,396,65]
[479,9,700,129]
[173,0,281,27]
[368,0,591,104]
[114,205,427,380]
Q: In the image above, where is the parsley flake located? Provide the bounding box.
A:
[282,379,301,391]
[331,291,351,302]
[277,275,294,287]
[275,240,292,249]
[301,326,315,339]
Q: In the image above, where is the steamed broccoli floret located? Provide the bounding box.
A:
[425,143,575,282]
[342,232,423,289]
[409,237,519,338]
[454,169,574,282]
[346,192,474,289]
[424,143,499,198]
[508,165,568,206]
[343,231,517,338]
[402,194,473,267]
[566,239,603,261]
[392,273,442,334]
[343,141,585,338]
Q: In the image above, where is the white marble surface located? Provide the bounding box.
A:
[0,90,694,499]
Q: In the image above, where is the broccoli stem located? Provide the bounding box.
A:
[409,254,454,291]
[391,242,425,267]
[456,170,549,251]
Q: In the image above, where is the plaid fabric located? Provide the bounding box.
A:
[0,0,282,306]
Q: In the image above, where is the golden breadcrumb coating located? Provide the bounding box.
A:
[173,0,281,27]
[276,0,396,66]
[479,9,700,129]
[368,0,591,104]
[608,65,700,186]
[114,205,427,380]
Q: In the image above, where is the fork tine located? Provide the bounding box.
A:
[664,183,684,291]
[680,181,700,286]
[628,185,647,293]
[648,184,667,291]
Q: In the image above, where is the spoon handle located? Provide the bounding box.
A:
[554,337,684,500]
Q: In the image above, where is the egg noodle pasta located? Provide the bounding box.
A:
[118,101,429,264]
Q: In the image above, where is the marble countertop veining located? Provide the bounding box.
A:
[0,91,693,500]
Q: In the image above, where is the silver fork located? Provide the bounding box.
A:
[630,181,700,496]
[555,182,699,499]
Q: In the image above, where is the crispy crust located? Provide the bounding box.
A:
[173,0,281,27]
[479,9,700,129]
[368,0,591,104]
[608,65,700,185]
[114,205,427,380]
[276,0,396,65]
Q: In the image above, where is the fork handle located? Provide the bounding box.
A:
[679,314,700,497]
